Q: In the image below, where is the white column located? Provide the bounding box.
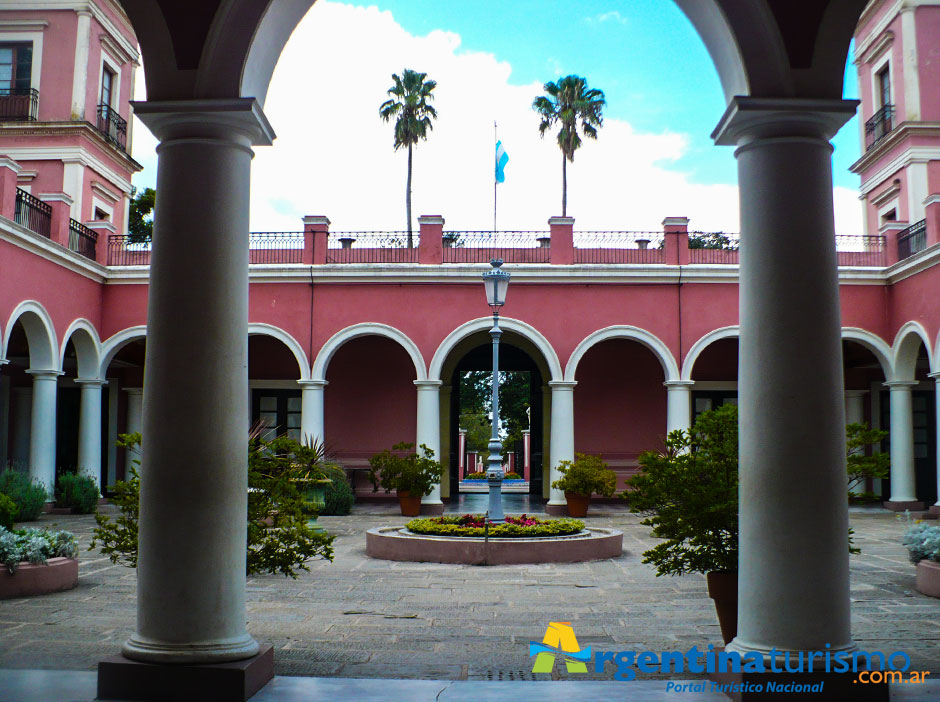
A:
[10,387,32,466]
[548,381,576,506]
[298,380,327,446]
[27,370,61,495]
[415,380,443,505]
[122,99,273,665]
[76,379,106,492]
[664,380,694,435]
[107,379,119,487]
[714,98,857,659]
[70,10,92,120]
[885,380,919,504]
[930,373,940,510]
[845,390,868,495]
[124,386,143,471]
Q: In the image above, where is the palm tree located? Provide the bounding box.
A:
[532,75,605,217]
[379,69,438,247]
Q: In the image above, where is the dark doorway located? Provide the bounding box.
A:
[880,389,937,505]
[55,388,81,475]
[252,389,302,441]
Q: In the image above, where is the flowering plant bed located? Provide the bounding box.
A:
[405,514,584,538]
[0,526,79,599]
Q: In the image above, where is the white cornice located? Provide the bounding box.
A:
[0,19,49,32]
[858,30,894,66]
[856,1,903,60]
[0,216,106,282]
[0,142,137,192]
[99,31,133,65]
[91,180,120,203]
[885,242,940,283]
[854,141,940,193]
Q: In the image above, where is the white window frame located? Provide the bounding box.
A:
[91,196,114,223]
[97,49,121,111]
[870,52,893,112]
[0,30,43,95]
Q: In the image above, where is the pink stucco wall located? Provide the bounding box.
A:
[916,7,940,121]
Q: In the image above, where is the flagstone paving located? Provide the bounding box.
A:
[0,503,937,684]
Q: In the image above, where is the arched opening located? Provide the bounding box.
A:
[248,334,304,441]
[842,339,889,500]
[101,335,146,488]
[58,330,105,479]
[2,321,36,470]
[690,336,739,418]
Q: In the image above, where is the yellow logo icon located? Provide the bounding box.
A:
[530,622,591,673]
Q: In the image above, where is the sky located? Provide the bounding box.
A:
[130,0,864,234]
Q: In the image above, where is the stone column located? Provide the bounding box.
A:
[664,380,694,435]
[76,379,106,492]
[298,380,327,446]
[27,370,60,495]
[930,373,940,514]
[415,380,443,512]
[883,380,922,509]
[844,390,868,495]
[124,388,143,474]
[713,98,858,659]
[547,380,576,511]
[122,99,274,664]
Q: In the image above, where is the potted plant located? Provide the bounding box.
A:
[0,526,79,599]
[902,520,940,598]
[368,442,444,516]
[625,405,740,643]
[551,453,617,517]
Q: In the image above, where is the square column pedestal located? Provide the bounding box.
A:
[98,646,273,701]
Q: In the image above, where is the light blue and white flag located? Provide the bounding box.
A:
[495,140,509,183]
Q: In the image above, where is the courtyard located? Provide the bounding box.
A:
[1,503,937,684]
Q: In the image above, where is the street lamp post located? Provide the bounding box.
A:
[483,259,510,522]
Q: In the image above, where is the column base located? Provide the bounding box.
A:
[98,645,273,701]
[929,504,940,516]
[883,500,925,512]
[419,502,444,515]
[708,667,887,701]
[545,502,568,516]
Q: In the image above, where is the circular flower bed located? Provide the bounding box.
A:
[405,513,584,538]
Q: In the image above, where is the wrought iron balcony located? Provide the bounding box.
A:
[14,188,51,237]
[897,219,927,261]
[865,104,895,151]
[68,219,98,260]
[0,87,39,121]
[96,104,128,152]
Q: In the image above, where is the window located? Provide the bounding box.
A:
[0,42,32,92]
[100,66,115,107]
[882,209,897,224]
[94,207,110,221]
[877,66,891,108]
[252,390,302,442]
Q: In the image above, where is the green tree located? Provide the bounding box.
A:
[379,69,438,248]
[532,75,605,217]
[688,231,738,250]
[127,186,155,244]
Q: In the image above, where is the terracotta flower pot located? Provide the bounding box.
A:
[397,490,422,517]
[916,560,940,598]
[564,491,590,518]
[706,570,738,645]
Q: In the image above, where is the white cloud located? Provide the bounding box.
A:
[129,1,863,237]
[586,11,629,25]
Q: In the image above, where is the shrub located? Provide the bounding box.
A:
[0,493,16,530]
[504,472,522,480]
[552,453,617,498]
[368,442,443,496]
[55,473,99,514]
[320,464,354,516]
[846,423,889,492]
[465,471,487,480]
[903,521,940,564]
[406,514,584,538]
[0,469,48,522]
[0,526,77,574]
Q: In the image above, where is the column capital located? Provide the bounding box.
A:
[414,379,443,389]
[75,378,108,387]
[297,379,328,388]
[131,98,275,147]
[124,387,144,395]
[844,389,869,398]
[664,380,695,389]
[928,371,940,380]
[25,369,63,379]
[883,380,920,389]
[711,97,858,147]
[548,380,577,390]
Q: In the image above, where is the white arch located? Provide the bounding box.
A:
[60,319,103,380]
[566,325,679,383]
[681,326,740,381]
[3,300,59,371]
[99,325,147,378]
[312,323,427,382]
[841,327,894,381]
[248,322,310,380]
[892,321,933,382]
[430,317,562,383]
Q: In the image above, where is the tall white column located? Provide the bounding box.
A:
[70,10,92,122]
[664,380,694,435]
[930,372,940,511]
[415,380,443,507]
[548,380,576,507]
[122,99,273,664]
[714,98,858,659]
[76,379,106,492]
[125,388,143,436]
[10,387,31,466]
[298,380,327,446]
[845,390,868,495]
[27,370,60,495]
[884,380,920,505]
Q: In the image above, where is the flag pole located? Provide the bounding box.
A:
[493,120,498,234]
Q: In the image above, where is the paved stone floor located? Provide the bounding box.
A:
[0,502,938,689]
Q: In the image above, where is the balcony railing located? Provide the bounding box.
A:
[249,232,304,263]
[574,231,665,264]
[835,235,887,267]
[96,104,127,152]
[108,235,151,266]
[14,188,51,237]
[327,232,419,263]
[443,231,550,263]
[897,220,927,261]
[68,219,98,260]
[865,104,895,151]
[0,87,39,121]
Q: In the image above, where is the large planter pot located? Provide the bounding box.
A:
[706,570,738,645]
[916,560,940,598]
[564,492,590,518]
[0,557,79,600]
[397,491,422,517]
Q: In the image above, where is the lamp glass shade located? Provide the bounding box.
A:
[483,261,510,308]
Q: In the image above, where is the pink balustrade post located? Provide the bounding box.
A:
[38,192,73,247]
[548,216,574,264]
[925,195,940,248]
[304,216,330,265]
[418,215,444,265]
[663,216,690,265]
[0,156,21,219]
[880,221,908,266]
[85,221,115,264]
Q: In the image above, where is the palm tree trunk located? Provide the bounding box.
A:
[406,143,414,248]
[562,151,567,217]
